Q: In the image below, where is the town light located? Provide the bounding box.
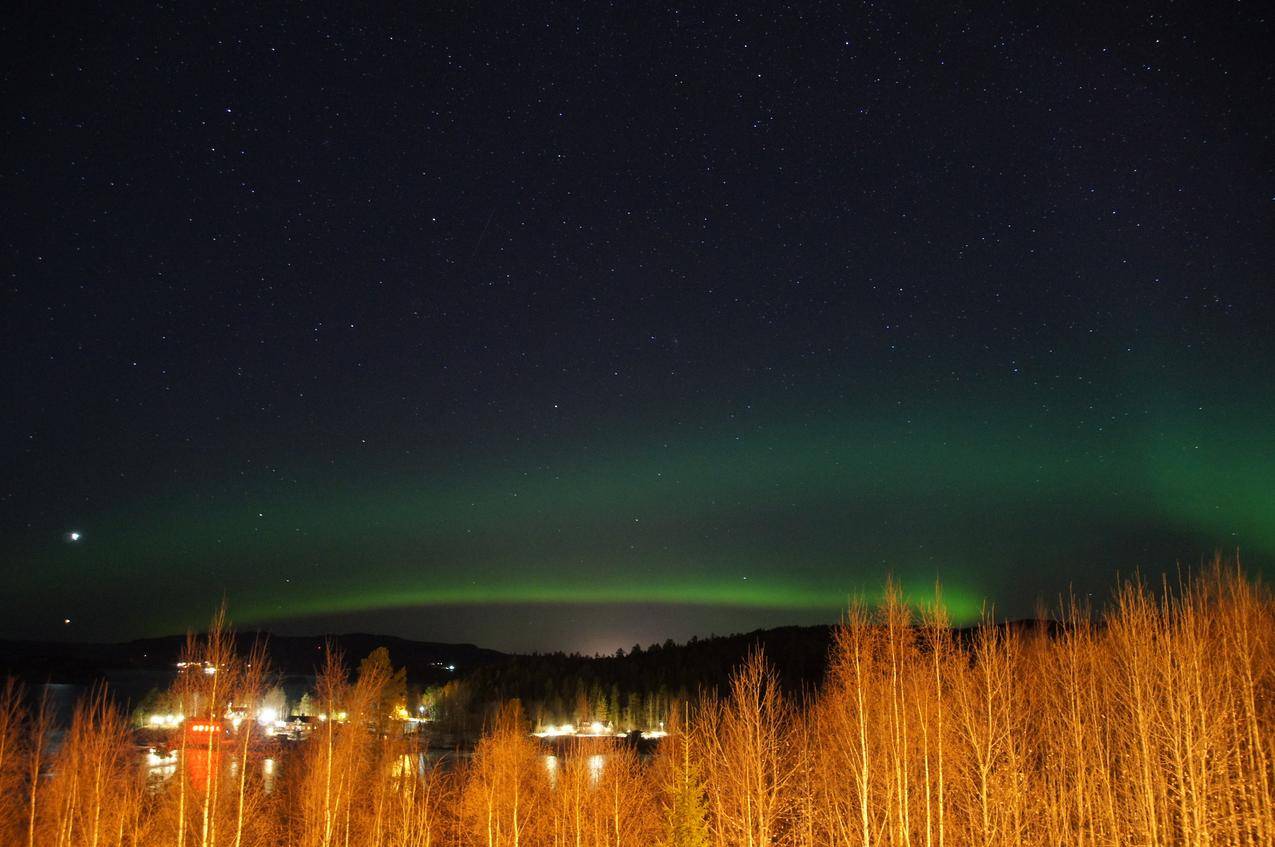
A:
[148,713,183,728]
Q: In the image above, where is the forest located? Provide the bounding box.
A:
[423,624,835,737]
[0,558,1270,846]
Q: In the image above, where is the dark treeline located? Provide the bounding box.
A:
[0,624,835,738]
[432,626,833,734]
[427,621,1063,735]
[0,633,501,687]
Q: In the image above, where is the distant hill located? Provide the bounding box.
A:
[496,624,839,698]
[0,632,506,686]
[446,624,838,731]
[440,620,1060,730]
[0,620,1055,718]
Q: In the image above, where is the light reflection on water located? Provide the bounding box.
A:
[541,753,606,787]
[137,748,611,794]
[588,754,605,784]
[141,751,278,794]
[143,749,177,783]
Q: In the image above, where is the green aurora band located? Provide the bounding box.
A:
[27,387,1274,641]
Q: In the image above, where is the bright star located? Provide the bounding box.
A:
[67,531,81,542]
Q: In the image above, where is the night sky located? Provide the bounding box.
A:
[3,3,1272,654]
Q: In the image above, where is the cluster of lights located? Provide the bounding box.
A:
[535,720,669,740]
[149,701,368,741]
[534,721,634,739]
[534,723,577,738]
[255,707,304,737]
[147,713,184,728]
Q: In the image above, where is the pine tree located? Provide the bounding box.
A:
[665,778,711,847]
[663,705,710,847]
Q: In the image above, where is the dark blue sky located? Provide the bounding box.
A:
[3,2,1272,651]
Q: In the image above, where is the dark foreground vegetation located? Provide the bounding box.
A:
[0,558,1271,846]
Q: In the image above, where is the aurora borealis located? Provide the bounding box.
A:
[10,375,1275,651]
[3,4,1272,652]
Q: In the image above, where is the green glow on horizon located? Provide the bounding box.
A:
[23,386,1274,644]
[231,575,987,627]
